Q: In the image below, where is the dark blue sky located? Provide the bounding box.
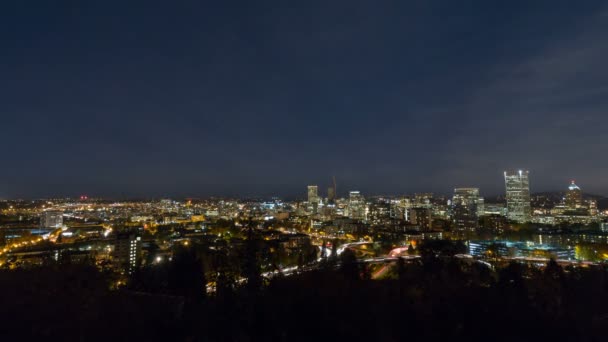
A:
[1,1,608,199]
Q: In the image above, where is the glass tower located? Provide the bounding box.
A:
[504,170,531,223]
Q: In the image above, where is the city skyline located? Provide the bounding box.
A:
[2,2,608,198]
[3,2,608,340]
[0,172,605,200]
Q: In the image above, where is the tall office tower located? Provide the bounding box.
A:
[307,185,319,203]
[368,201,391,225]
[452,188,483,230]
[307,185,319,213]
[565,180,582,209]
[348,191,366,220]
[504,170,531,223]
[40,210,63,229]
[327,187,335,204]
[113,232,142,275]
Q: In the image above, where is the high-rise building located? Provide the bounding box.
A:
[565,181,582,209]
[40,210,63,229]
[368,201,391,225]
[307,185,319,213]
[307,185,319,203]
[327,187,335,204]
[452,188,483,230]
[589,199,598,216]
[408,207,432,231]
[348,191,366,220]
[113,232,142,275]
[504,170,531,223]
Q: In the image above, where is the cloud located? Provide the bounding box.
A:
[435,7,608,194]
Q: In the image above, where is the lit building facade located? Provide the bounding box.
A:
[307,185,319,203]
[504,170,531,223]
[408,207,432,231]
[113,233,142,275]
[307,185,319,213]
[452,188,483,230]
[40,210,63,229]
[565,181,582,209]
[368,201,391,225]
[348,191,366,220]
[414,193,433,208]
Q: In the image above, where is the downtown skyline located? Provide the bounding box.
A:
[0,170,605,200]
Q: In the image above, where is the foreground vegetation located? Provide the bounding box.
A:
[2,239,608,342]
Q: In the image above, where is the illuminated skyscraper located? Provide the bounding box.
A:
[452,188,483,230]
[307,185,319,213]
[113,233,142,275]
[348,191,366,220]
[504,170,531,223]
[307,185,318,202]
[368,201,391,225]
[565,181,582,209]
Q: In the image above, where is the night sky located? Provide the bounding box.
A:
[2,1,608,199]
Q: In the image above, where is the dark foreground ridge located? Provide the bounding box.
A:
[2,251,608,342]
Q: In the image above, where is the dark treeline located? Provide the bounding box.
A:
[2,241,608,341]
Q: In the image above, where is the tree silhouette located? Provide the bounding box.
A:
[145,242,160,266]
[329,238,339,264]
[339,248,359,281]
[396,257,407,280]
[214,246,236,301]
[407,243,416,255]
[168,245,206,299]
[243,220,262,296]
[297,252,305,270]
[320,239,326,257]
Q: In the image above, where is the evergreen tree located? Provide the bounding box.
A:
[320,240,327,264]
[407,243,416,255]
[396,257,407,279]
[297,252,305,270]
[168,245,206,300]
[339,248,359,281]
[215,247,236,301]
[328,238,339,266]
[243,221,262,296]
